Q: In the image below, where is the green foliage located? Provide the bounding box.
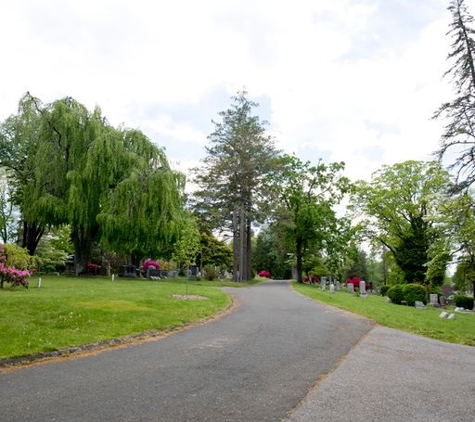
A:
[193,91,279,281]
[454,295,474,310]
[35,226,74,273]
[204,265,219,281]
[353,160,452,285]
[380,285,391,296]
[387,285,405,305]
[3,243,32,270]
[402,283,427,306]
[1,93,186,272]
[267,154,351,283]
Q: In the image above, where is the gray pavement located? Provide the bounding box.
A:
[285,326,475,422]
[0,280,372,422]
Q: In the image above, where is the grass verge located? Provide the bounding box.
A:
[293,283,475,346]
[0,276,241,360]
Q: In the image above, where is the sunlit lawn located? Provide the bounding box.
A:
[0,276,237,360]
[294,283,475,346]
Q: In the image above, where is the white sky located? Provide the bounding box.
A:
[0,0,468,186]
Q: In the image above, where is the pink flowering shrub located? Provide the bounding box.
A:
[258,270,271,278]
[143,259,161,272]
[0,243,33,289]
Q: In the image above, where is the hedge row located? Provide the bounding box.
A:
[385,283,426,306]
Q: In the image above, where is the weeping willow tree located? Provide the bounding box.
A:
[1,93,186,274]
[0,93,46,254]
[97,128,186,264]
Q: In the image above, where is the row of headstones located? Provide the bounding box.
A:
[320,280,368,295]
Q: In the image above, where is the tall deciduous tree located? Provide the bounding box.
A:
[437,192,475,295]
[1,94,185,273]
[434,0,475,190]
[0,93,45,253]
[267,154,351,283]
[193,91,278,282]
[353,161,453,286]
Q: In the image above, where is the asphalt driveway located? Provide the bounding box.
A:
[0,280,372,422]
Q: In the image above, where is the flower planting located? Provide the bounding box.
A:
[0,243,34,289]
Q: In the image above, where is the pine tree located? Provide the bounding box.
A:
[434,0,475,190]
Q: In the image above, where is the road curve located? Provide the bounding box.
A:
[0,280,372,422]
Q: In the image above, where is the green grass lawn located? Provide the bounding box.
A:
[293,283,475,347]
[0,276,237,360]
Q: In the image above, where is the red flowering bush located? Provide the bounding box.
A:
[87,262,101,275]
[303,274,319,284]
[258,270,271,278]
[0,243,33,289]
[346,276,370,290]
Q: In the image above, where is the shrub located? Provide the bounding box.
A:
[380,285,390,297]
[403,283,427,306]
[0,243,34,288]
[454,295,474,310]
[387,285,405,305]
[204,265,218,281]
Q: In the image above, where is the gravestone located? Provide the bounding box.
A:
[415,301,426,310]
[147,268,161,279]
[321,280,326,291]
[359,280,367,295]
[347,283,355,293]
[118,265,136,278]
[439,296,447,307]
[447,313,456,320]
[330,283,335,294]
[336,281,341,291]
[439,311,449,318]
[189,265,198,280]
[429,294,439,307]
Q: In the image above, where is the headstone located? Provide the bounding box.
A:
[439,296,447,307]
[330,283,335,294]
[415,301,426,310]
[321,280,326,291]
[147,268,161,279]
[189,265,198,280]
[359,280,367,295]
[336,281,341,291]
[429,294,438,306]
[447,313,456,320]
[439,311,449,318]
[347,283,355,293]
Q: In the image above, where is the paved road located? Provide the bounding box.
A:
[0,281,372,422]
[285,326,475,422]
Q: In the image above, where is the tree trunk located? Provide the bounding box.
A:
[239,206,246,282]
[21,220,44,255]
[246,222,252,280]
[71,226,93,276]
[296,236,304,283]
[232,209,240,282]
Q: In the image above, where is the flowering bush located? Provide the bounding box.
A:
[143,259,161,272]
[303,274,319,284]
[258,270,271,278]
[0,243,33,289]
[87,262,101,275]
[346,276,370,291]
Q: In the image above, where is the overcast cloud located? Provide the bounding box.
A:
[0,0,467,185]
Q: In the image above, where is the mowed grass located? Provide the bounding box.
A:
[0,276,233,360]
[293,283,475,347]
